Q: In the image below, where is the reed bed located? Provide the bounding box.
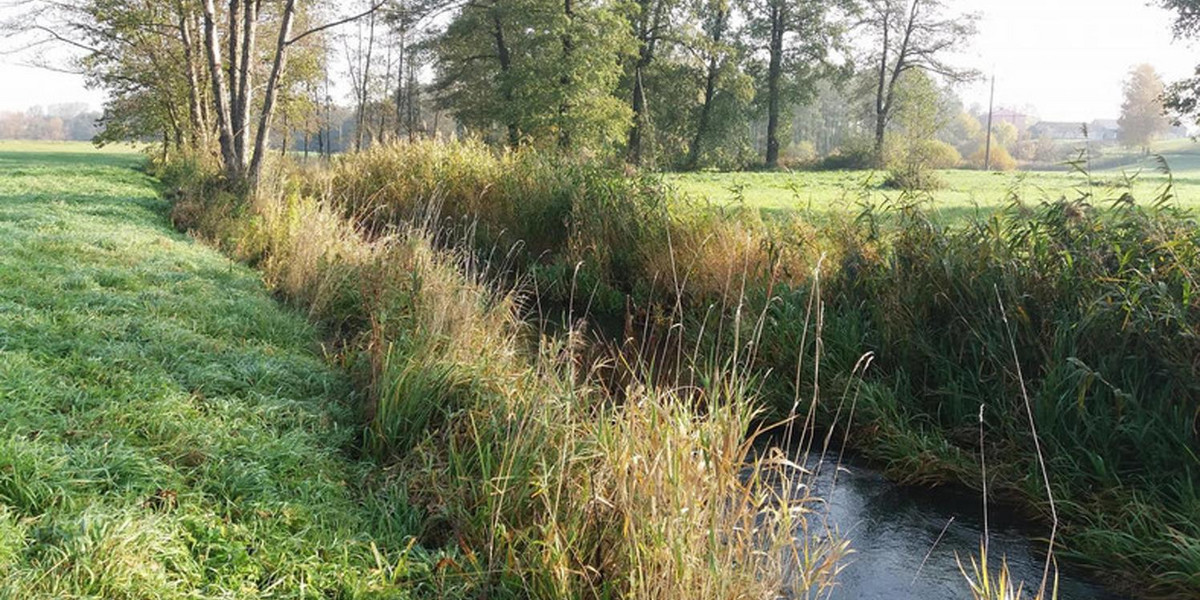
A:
[163,148,848,599]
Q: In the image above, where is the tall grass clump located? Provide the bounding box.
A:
[959,545,1058,600]
[162,144,848,599]
[312,140,824,313]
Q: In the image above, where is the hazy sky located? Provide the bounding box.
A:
[957,0,1197,121]
[1,0,1197,122]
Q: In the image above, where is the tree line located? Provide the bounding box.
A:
[0,104,101,141]
[8,0,1200,182]
[2,0,985,176]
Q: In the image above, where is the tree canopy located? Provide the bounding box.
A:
[1119,64,1170,152]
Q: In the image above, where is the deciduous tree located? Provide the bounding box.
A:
[1118,63,1169,153]
[433,0,634,153]
[745,0,848,168]
[860,0,978,162]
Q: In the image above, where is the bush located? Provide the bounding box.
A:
[883,165,944,191]
[817,137,877,170]
[968,144,1018,170]
[919,139,962,169]
[780,140,818,168]
[881,139,958,191]
[317,141,674,304]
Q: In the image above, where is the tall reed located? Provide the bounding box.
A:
[162,146,849,599]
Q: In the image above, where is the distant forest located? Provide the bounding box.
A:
[0,104,101,141]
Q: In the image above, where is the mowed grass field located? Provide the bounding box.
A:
[666,139,1200,222]
[0,142,441,597]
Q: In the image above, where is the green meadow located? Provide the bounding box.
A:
[666,139,1200,221]
[0,143,445,597]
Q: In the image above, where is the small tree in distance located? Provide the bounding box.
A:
[1118,64,1170,154]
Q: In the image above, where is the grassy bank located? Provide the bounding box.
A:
[254,140,1199,598]
[0,143,469,596]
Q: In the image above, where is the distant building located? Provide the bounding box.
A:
[1090,119,1120,141]
[1028,121,1088,140]
[1027,119,1119,141]
[993,109,1036,131]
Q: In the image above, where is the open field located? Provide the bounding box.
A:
[666,139,1200,221]
[0,139,144,162]
[0,144,443,597]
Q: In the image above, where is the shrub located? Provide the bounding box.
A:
[317,141,674,305]
[920,139,962,169]
[883,165,944,191]
[817,137,877,170]
[780,140,819,168]
[968,144,1018,170]
[881,138,959,191]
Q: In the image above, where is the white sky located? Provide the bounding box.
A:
[1,0,1197,122]
[955,0,1198,122]
[0,62,105,112]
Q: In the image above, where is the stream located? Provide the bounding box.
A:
[797,452,1129,600]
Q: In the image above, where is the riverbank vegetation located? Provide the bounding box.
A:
[166,139,1199,597]
[165,143,851,598]
[1,144,848,598]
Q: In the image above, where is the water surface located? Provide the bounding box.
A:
[799,453,1128,600]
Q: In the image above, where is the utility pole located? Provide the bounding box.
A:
[984,73,993,171]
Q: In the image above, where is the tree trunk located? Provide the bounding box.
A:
[379,41,392,143]
[248,0,296,184]
[234,0,258,166]
[626,0,666,165]
[490,7,519,148]
[356,10,376,151]
[395,31,405,139]
[201,0,238,178]
[628,67,648,165]
[406,59,419,140]
[874,0,920,164]
[686,6,728,171]
[873,7,889,162]
[227,0,241,159]
[558,0,576,150]
[324,64,333,158]
[686,56,719,171]
[764,4,784,169]
[178,8,206,149]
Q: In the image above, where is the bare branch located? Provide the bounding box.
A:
[286,1,387,47]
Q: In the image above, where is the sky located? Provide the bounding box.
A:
[0,0,1197,122]
[955,0,1198,122]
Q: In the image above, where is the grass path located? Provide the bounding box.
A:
[0,146,432,597]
